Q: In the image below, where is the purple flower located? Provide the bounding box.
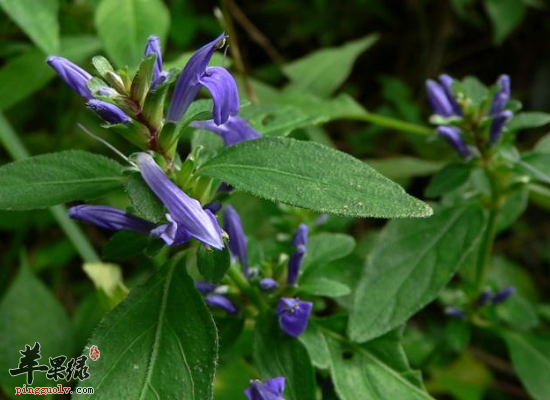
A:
[69,205,155,233]
[287,224,308,285]
[426,80,455,117]
[277,297,313,338]
[445,306,466,320]
[438,74,462,115]
[490,110,513,144]
[144,35,164,88]
[205,294,239,314]
[490,75,511,115]
[245,377,286,400]
[492,286,516,305]
[47,56,93,99]
[191,115,261,147]
[167,34,233,123]
[204,201,222,214]
[259,278,279,292]
[437,126,471,159]
[87,99,130,125]
[199,67,239,125]
[150,213,192,246]
[224,205,249,275]
[136,153,224,249]
[69,205,191,247]
[196,281,217,294]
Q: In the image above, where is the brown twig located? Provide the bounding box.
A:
[226,0,286,66]
[218,1,258,104]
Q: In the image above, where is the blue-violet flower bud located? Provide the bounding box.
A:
[490,110,513,144]
[437,126,471,159]
[445,306,466,320]
[144,35,164,88]
[245,377,286,400]
[426,80,455,117]
[205,294,239,314]
[277,297,313,338]
[87,99,130,125]
[438,74,462,115]
[47,56,93,99]
[259,278,279,292]
[136,153,224,249]
[492,286,516,305]
[191,115,261,147]
[287,224,308,285]
[224,205,250,275]
[477,289,494,307]
[69,205,155,233]
[490,74,511,115]
[196,281,217,294]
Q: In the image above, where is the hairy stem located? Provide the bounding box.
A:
[348,112,434,135]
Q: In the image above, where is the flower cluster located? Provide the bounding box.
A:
[52,34,265,251]
[426,74,513,158]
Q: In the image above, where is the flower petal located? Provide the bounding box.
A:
[69,205,155,233]
[199,67,239,125]
[136,153,224,249]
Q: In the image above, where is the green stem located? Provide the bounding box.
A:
[0,112,100,263]
[226,266,269,312]
[347,112,434,135]
[474,166,500,294]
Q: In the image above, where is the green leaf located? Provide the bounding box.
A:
[0,0,59,54]
[253,313,316,400]
[299,321,331,369]
[302,233,356,275]
[367,157,444,180]
[95,0,170,68]
[197,244,231,284]
[197,137,432,219]
[503,331,550,400]
[283,34,379,97]
[0,266,74,396]
[0,35,101,111]
[77,259,218,399]
[425,163,471,198]
[349,205,485,342]
[102,230,150,261]
[298,278,351,297]
[508,112,550,131]
[0,150,125,210]
[325,329,433,400]
[485,0,526,44]
[458,76,488,106]
[125,173,164,222]
[496,295,539,330]
[519,152,550,184]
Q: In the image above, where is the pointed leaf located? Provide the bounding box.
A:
[0,151,125,210]
[349,205,485,342]
[76,259,218,399]
[197,137,432,219]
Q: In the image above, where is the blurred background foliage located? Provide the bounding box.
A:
[0,0,549,399]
